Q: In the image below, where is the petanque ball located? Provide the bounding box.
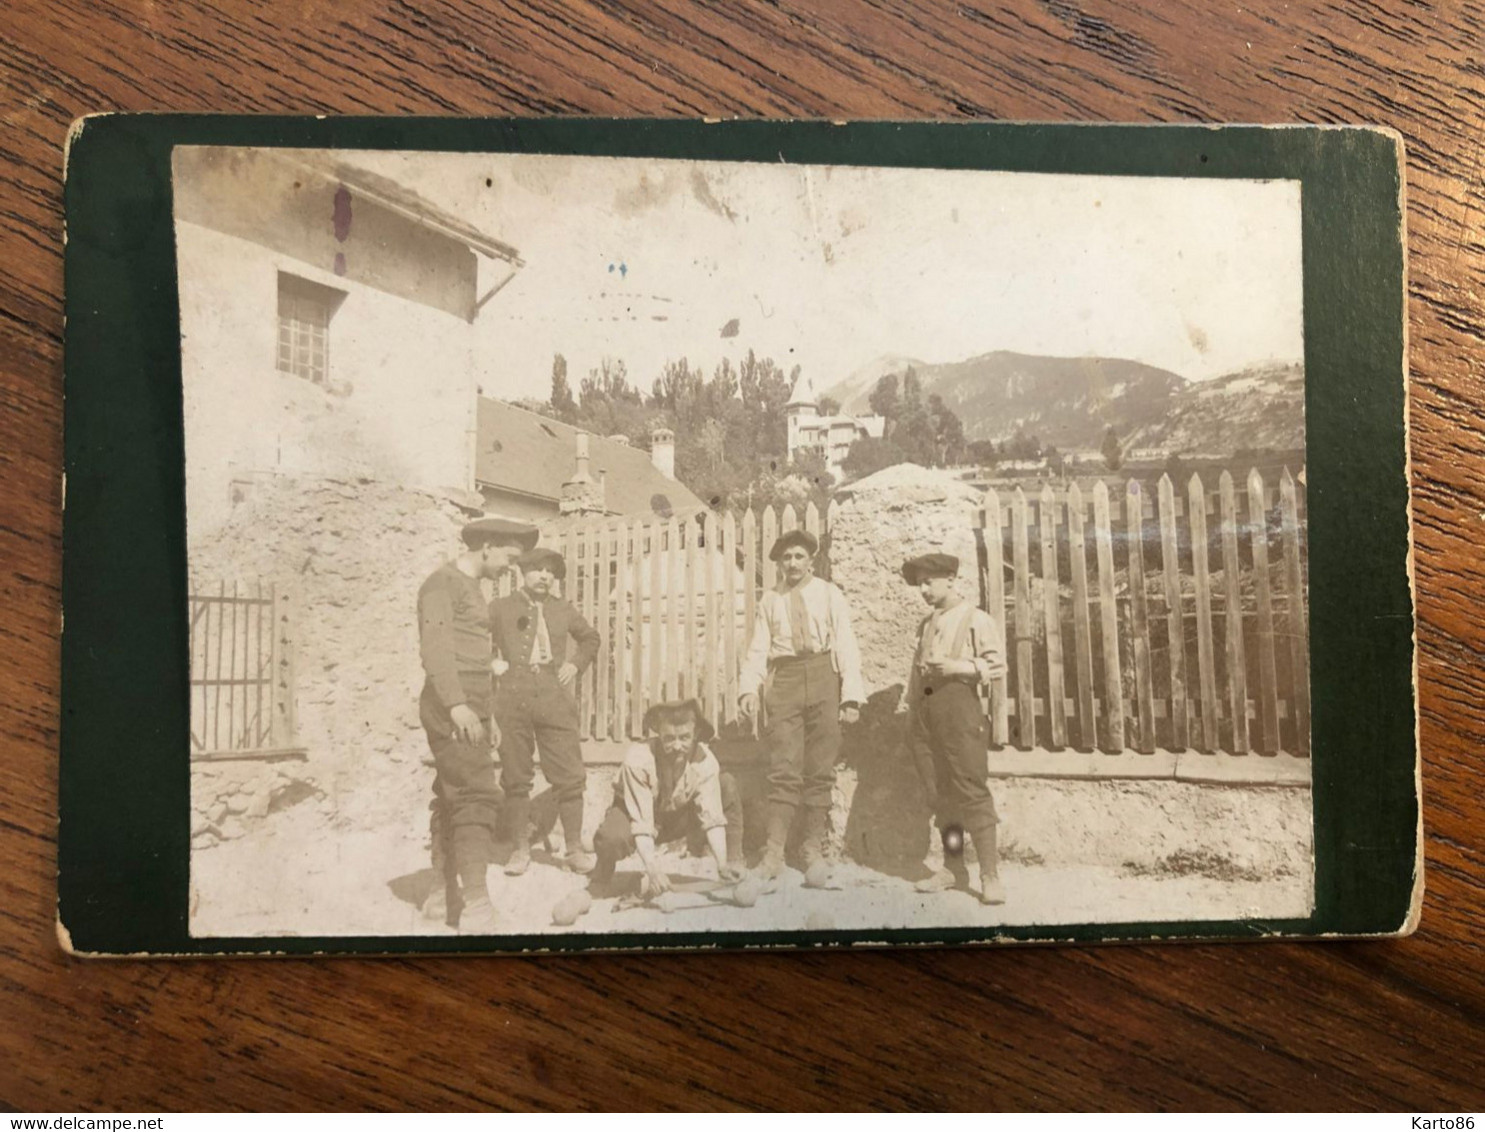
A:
[732,877,761,908]
[550,889,593,926]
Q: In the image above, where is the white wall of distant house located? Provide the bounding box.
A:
[178,220,475,537]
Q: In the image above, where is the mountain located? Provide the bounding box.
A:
[822,351,1304,456]
[1122,362,1305,454]
[824,350,1188,450]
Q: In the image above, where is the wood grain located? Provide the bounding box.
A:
[4,0,1483,1112]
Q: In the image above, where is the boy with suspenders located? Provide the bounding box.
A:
[901,552,1009,905]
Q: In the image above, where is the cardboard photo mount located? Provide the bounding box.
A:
[60,117,1418,957]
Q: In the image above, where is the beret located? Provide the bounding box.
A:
[461,516,540,551]
[768,529,820,561]
[641,698,716,742]
[901,552,960,586]
[517,547,567,580]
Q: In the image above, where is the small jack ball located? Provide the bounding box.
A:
[942,824,965,856]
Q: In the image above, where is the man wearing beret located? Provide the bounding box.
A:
[901,551,1008,905]
[738,528,864,884]
[490,547,601,877]
[590,698,746,897]
[417,516,540,934]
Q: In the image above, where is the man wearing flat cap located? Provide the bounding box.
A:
[590,698,745,896]
[901,551,1008,905]
[490,546,601,877]
[738,527,864,884]
[417,516,540,933]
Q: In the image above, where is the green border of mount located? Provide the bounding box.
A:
[59,117,1417,957]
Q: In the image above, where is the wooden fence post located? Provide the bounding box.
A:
[1248,468,1281,755]
[1039,484,1067,750]
[1011,488,1035,749]
[761,505,779,592]
[683,514,699,699]
[666,514,682,702]
[982,488,1009,747]
[1280,469,1311,755]
[702,509,719,727]
[1219,470,1250,754]
[723,510,740,728]
[1158,474,1189,751]
[1188,473,1219,753]
[629,518,646,738]
[1066,483,1096,750]
[1126,481,1156,754]
[1093,481,1124,753]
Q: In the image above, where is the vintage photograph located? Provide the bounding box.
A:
[175,146,1312,940]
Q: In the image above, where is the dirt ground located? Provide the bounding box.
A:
[189,758,1314,940]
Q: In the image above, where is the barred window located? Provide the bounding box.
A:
[276,273,343,385]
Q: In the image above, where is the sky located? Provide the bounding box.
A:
[340,149,1305,403]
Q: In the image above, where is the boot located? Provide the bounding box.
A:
[916,823,971,893]
[559,797,596,874]
[915,857,970,894]
[724,821,746,876]
[503,797,532,876]
[800,808,833,888]
[969,822,1005,906]
[754,801,794,881]
[452,824,493,925]
[421,883,449,923]
[458,891,498,934]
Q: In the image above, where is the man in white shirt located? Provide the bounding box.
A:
[739,529,864,884]
[902,552,1007,905]
[590,699,745,895]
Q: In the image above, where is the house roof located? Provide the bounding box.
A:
[284,153,523,265]
[476,399,704,520]
[787,368,819,408]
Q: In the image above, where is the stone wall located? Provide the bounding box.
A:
[824,463,1311,882]
[188,474,482,846]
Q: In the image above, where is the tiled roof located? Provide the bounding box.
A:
[475,399,703,520]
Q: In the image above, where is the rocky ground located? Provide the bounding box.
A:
[189,763,1313,941]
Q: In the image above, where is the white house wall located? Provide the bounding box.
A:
[178,220,475,537]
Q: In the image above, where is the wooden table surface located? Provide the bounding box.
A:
[4,0,1482,1112]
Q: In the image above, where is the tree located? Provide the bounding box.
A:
[549,353,577,422]
[901,367,923,415]
[868,373,900,421]
[818,396,841,416]
[1102,426,1123,472]
[967,439,1000,468]
[927,393,965,465]
[842,436,911,480]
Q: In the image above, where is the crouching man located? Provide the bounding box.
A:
[591,699,746,895]
[901,552,1008,906]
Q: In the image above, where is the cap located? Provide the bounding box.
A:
[461,516,540,551]
[768,529,820,561]
[517,547,567,580]
[901,552,960,586]
[641,698,716,742]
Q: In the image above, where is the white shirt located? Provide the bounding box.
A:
[618,740,727,838]
[738,575,866,705]
[906,597,1006,703]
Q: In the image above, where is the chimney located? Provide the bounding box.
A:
[650,427,675,480]
[560,432,606,514]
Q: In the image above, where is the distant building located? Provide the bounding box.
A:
[785,370,886,480]
[475,399,703,525]
[174,147,523,534]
